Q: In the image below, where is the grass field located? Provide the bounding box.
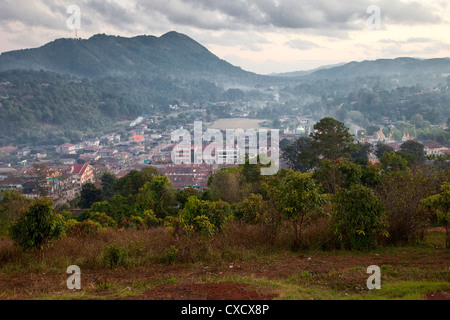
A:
[0,222,448,300]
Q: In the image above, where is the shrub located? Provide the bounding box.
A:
[376,168,444,245]
[102,244,129,269]
[9,197,66,252]
[162,245,178,265]
[119,216,145,230]
[142,210,162,228]
[67,219,102,237]
[89,212,116,228]
[331,185,389,250]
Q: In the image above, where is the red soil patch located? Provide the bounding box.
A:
[424,290,450,300]
[136,282,277,300]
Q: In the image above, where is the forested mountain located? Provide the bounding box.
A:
[296,57,450,87]
[0,31,449,147]
[0,31,260,84]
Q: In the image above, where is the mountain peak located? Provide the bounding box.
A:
[0,31,250,80]
[161,31,186,39]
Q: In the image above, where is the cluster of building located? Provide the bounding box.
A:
[1,118,281,203]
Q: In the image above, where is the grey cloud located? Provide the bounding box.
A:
[285,38,320,50]
[0,0,445,37]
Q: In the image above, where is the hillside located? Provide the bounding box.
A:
[301,57,450,86]
[0,31,258,83]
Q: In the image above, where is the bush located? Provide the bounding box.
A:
[162,245,178,265]
[67,219,102,237]
[89,212,116,228]
[102,244,129,269]
[376,168,444,245]
[9,197,66,252]
[142,210,161,228]
[119,216,145,230]
[331,185,389,250]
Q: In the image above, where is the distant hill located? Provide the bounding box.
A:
[306,57,450,85]
[271,63,347,77]
[0,31,259,83]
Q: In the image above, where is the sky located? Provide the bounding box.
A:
[0,0,449,74]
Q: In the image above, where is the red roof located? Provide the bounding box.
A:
[67,164,90,175]
[59,143,75,148]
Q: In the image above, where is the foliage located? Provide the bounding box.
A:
[9,197,66,251]
[313,159,362,194]
[375,143,395,160]
[179,196,231,236]
[331,185,389,250]
[400,140,426,165]
[89,212,116,228]
[309,117,358,161]
[0,191,32,237]
[376,168,445,245]
[100,172,117,201]
[79,183,104,209]
[272,171,326,249]
[102,244,129,269]
[67,219,102,236]
[422,182,450,248]
[281,137,316,172]
[380,152,409,173]
[208,168,244,203]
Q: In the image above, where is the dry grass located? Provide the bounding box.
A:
[0,219,335,274]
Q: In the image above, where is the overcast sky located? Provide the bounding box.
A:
[1,0,449,74]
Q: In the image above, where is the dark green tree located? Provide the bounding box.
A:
[79,183,104,209]
[100,172,117,201]
[281,136,316,172]
[375,143,394,160]
[9,197,66,252]
[331,185,388,250]
[310,117,358,161]
[274,171,326,250]
[400,140,426,165]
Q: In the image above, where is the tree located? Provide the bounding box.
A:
[100,172,117,200]
[400,140,426,165]
[9,197,65,253]
[113,170,144,197]
[281,136,316,172]
[313,159,362,194]
[380,152,409,173]
[351,142,372,163]
[0,191,32,237]
[375,143,394,160]
[137,176,176,219]
[331,185,388,250]
[176,187,200,209]
[274,171,325,250]
[310,117,358,161]
[208,168,244,203]
[79,182,104,209]
[376,168,443,245]
[422,182,450,248]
